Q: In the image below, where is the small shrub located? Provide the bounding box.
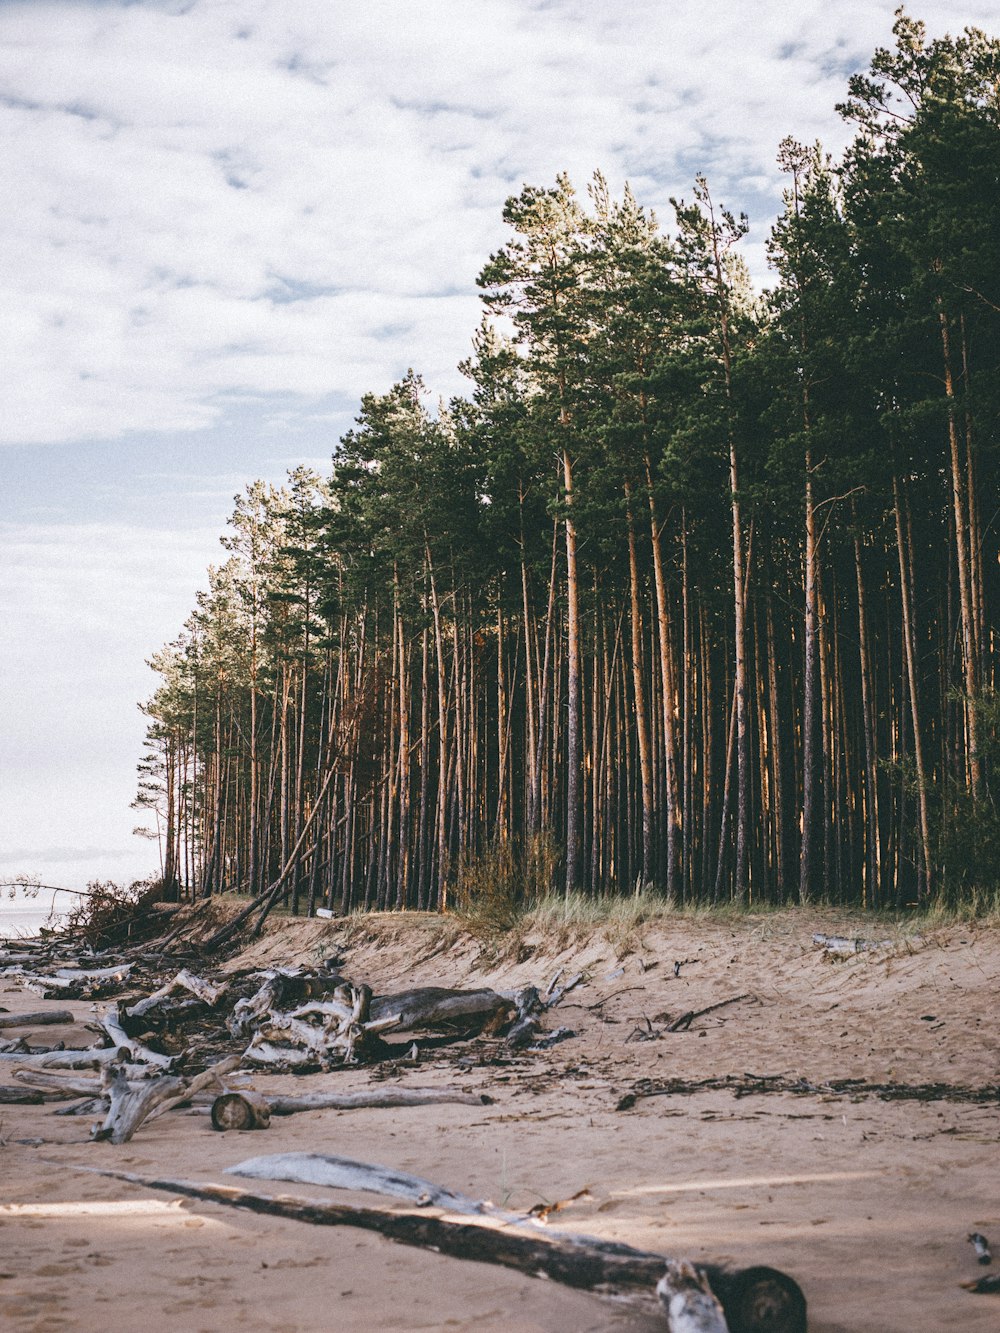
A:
[453,842,525,939]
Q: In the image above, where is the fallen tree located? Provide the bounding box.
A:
[58,1160,807,1333]
[212,1087,493,1130]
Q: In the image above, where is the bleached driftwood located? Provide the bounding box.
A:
[0,1009,75,1029]
[54,1096,108,1117]
[63,1162,807,1333]
[100,1005,173,1069]
[266,1087,493,1115]
[243,984,396,1068]
[812,933,893,956]
[22,964,133,999]
[241,1039,315,1069]
[542,971,585,1008]
[14,1069,103,1097]
[92,1066,185,1144]
[207,1085,493,1129]
[227,970,348,1040]
[16,1056,241,1134]
[228,1152,509,1218]
[505,985,545,1048]
[232,975,513,1069]
[144,1055,244,1125]
[0,1045,126,1070]
[657,1261,730,1332]
[53,965,133,982]
[126,969,226,1021]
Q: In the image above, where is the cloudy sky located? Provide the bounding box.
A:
[1,0,994,895]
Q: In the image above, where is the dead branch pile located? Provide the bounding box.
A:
[1,928,578,1145]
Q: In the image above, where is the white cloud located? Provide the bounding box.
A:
[2,0,996,446]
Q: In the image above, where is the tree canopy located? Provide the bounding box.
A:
[139,12,1000,914]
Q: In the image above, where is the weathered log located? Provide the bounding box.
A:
[211,1090,272,1131]
[266,1088,493,1115]
[144,1055,244,1125]
[100,1005,173,1069]
[126,969,226,1021]
[369,987,512,1030]
[22,963,134,999]
[228,1152,508,1218]
[0,1009,75,1030]
[811,933,893,956]
[241,981,397,1068]
[0,1085,44,1104]
[13,1069,103,1097]
[53,964,132,981]
[54,1096,108,1116]
[92,1067,185,1144]
[0,1046,127,1071]
[241,1038,315,1069]
[658,1261,730,1332]
[61,1163,807,1333]
[227,972,347,1040]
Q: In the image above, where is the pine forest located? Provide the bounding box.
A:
[137,15,1000,919]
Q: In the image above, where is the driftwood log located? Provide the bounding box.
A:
[22,964,134,1000]
[0,1045,127,1071]
[369,986,512,1030]
[100,1005,173,1069]
[125,970,227,1029]
[144,1056,244,1125]
[658,1261,730,1332]
[92,1067,185,1143]
[61,1162,807,1333]
[811,933,893,956]
[210,1086,494,1130]
[211,1090,272,1131]
[90,1056,243,1144]
[267,1087,493,1115]
[228,1152,514,1218]
[236,979,512,1069]
[0,1085,44,1104]
[13,1070,104,1097]
[0,1009,75,1030]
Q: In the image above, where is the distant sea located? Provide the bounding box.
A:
[0,886,73,940]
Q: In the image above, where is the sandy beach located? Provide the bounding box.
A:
[1,909,998,1332]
